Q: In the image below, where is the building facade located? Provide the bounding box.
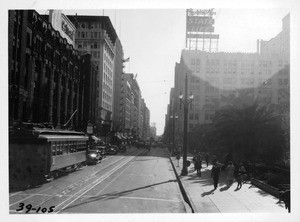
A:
[169,13,290,135]
[112,37,124,133]
[9,10,85,129]
[67,15,117,136]
[78,53,98,131]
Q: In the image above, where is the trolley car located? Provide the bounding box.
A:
[9,122,89,190]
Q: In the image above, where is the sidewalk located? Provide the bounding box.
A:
[170,156,288,213]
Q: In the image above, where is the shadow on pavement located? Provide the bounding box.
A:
[201,189,215,197]
[63,179,177,211]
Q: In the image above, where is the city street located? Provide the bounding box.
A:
[9,147,187,214]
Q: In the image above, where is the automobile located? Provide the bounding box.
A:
[118,144,127,153]
[111,145,119,153]
[95,145,106,158]
[105,145,118,155]
[87,150,102,165]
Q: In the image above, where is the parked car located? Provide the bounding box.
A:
[87,150,102,165]
[106,145,118,155]
[95,145,106,158]
[118,144,127,153]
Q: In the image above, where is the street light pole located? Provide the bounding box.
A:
[182,74,189,176]
[179,73,193,176]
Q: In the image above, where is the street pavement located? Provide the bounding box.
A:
[9,147,187,214]
[170,155,288,213]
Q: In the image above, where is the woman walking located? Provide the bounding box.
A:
[226,161,235,187]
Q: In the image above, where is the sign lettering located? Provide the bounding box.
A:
[61,20,74,40]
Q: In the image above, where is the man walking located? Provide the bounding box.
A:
[211,161,221,190]
[205,153,210,167]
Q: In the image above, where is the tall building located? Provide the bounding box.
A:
[9,10,84,129]
[122,73,140,139]
[79,53,98,131]
[122,74,134,135]
[170,13,290,135]
[67,15,117,136]
[113,37,124,133]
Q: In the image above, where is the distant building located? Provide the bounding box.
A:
[150,122,157,139]
[259,13,290,58]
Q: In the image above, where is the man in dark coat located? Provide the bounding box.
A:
[211,161,221,190]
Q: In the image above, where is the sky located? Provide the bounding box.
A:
[60,8,289,135]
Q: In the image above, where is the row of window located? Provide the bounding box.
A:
[190,58,288,68]
[78,22,103,29]
[51,140,87,156]
[77,31,102,39]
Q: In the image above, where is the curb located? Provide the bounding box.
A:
[167,149,195,213]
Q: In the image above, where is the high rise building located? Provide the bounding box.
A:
[112,37,124,133]
[67,15,117,136]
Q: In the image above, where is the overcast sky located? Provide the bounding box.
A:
[61,8,289,135]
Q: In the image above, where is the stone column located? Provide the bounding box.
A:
[39,62,46,122]
[48,66,55,123]
[27,56,35,122]
[56,71,62,128]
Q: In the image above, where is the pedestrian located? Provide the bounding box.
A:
[236,163,246,189]
[225,161,235,187]
[211,161,221,190]
[196,154,202,176]
[176,150,180,167]
[193,155,197,171]
[205,153,210,167]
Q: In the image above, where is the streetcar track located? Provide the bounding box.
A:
[55,149,148,213]
[9,149,147,212]
[55,154,140,213]
[9,186,53,207]
[9,191,22,197]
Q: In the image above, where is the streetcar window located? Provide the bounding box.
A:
[51,145,56,156]
[63,145,67,154]
[57,142,62,155]
[70,143,73,153]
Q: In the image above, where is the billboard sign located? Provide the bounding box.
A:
[187,16,215,32]
[49,10,76,47]
[186,9,215,34]
[187,8,216,16]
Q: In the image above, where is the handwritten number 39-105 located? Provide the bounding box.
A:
[16,203,55,213]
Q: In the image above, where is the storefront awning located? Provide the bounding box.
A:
[116,135,122,140]
[92,135,102,142]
